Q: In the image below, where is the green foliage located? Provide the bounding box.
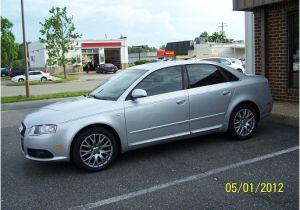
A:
[200,32,208,37]
[1,16,19,68]
[12,59,24,68]
[208,32,226,42]
[195,31,227,43]
[39,7,82,78]
[159,45,166,50]
[128,45,158,53]
[17,42,31,60]
[134,60,149,65]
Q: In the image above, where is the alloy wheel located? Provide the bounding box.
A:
[233,108,255,137]
[79,133,113,168]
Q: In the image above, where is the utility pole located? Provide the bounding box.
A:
[21,0,30,97]
[218,22,227,43]
[134,45,144,61]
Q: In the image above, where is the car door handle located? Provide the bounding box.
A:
[222,90,231,96]
[176,99,186,104]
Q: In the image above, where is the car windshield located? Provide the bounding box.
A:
[88,69,147,101]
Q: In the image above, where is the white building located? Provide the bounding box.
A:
[188,42,245,59]
[28,39,129,70]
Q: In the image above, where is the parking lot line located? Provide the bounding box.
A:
[68,146,299,210]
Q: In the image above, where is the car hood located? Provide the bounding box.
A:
[23,96,123,126]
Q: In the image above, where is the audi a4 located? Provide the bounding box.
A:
[20,60,273,171]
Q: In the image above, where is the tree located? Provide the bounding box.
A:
[1,16,19,68]
[200,32,208,38]
[128,45,158,53]
[39,7,82,78]
[159,45,166,50]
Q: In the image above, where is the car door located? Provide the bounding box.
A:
[186,64,235,133]
[124,66,190,146]
[34,71,42,81]
[28,72,36,81]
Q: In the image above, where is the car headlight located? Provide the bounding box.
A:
[29,124,57,136]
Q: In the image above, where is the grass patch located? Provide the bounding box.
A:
[1,90,90,103]
[1,76,11,81]
[5,74,78,86]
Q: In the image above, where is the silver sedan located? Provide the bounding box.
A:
[20,60,273,171]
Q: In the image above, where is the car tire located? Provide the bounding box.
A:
[41,77,47,81]
[18,78,25,82]
[228,104,258,140]
[1,73,5,77]
[72,127,119,172]
[237,69,243,73]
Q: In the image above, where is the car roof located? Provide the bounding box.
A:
[127,60,221,71]
[127,60,245,78]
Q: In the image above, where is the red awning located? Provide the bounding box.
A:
[81,42,121,48]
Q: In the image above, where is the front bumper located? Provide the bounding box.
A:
[20,123,70,162]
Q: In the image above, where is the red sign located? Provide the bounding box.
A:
[157,50,165,57]
[81,42,121,48]
[156,50,174,57]
[164,51,174,57]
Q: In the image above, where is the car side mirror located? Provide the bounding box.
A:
[131,89,147,99]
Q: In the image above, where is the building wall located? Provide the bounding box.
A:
[253,0,299,102]
[28,39,129,69]
[28,41,47,68]
[188,43,245,59]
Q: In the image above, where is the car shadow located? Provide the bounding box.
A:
[21,132,230,176]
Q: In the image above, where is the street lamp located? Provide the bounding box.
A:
[21,0,30,97]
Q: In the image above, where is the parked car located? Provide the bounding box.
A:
[229,58,243,66]
[200,57,245,73]
[9,68,25,77]
[96,63,118,74]
[12,70,52,82]
[20,60,273,171]
[1,68,11,77]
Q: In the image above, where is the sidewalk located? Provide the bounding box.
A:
[269,102,299,126]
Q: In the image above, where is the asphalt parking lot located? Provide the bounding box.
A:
[1,72,113,97]
[1,101,299,210]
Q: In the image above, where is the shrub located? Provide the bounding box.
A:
[134,60,149,65]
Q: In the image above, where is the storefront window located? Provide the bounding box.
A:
[288,12,299,88]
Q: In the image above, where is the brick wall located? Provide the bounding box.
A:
[253,0,299,103]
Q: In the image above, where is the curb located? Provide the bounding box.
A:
[266,114,299,127]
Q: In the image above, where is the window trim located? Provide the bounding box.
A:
[125,65,185,100]
[288,11,299,89]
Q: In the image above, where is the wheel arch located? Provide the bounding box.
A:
[229,100,261,122]
[222,99,261,132]
[69,123,122,161]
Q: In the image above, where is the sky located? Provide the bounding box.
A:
[1,0,245,48]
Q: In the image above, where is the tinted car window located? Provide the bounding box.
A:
[220,68,239,81]
[135,66,183,96]
[186,64,227,88]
